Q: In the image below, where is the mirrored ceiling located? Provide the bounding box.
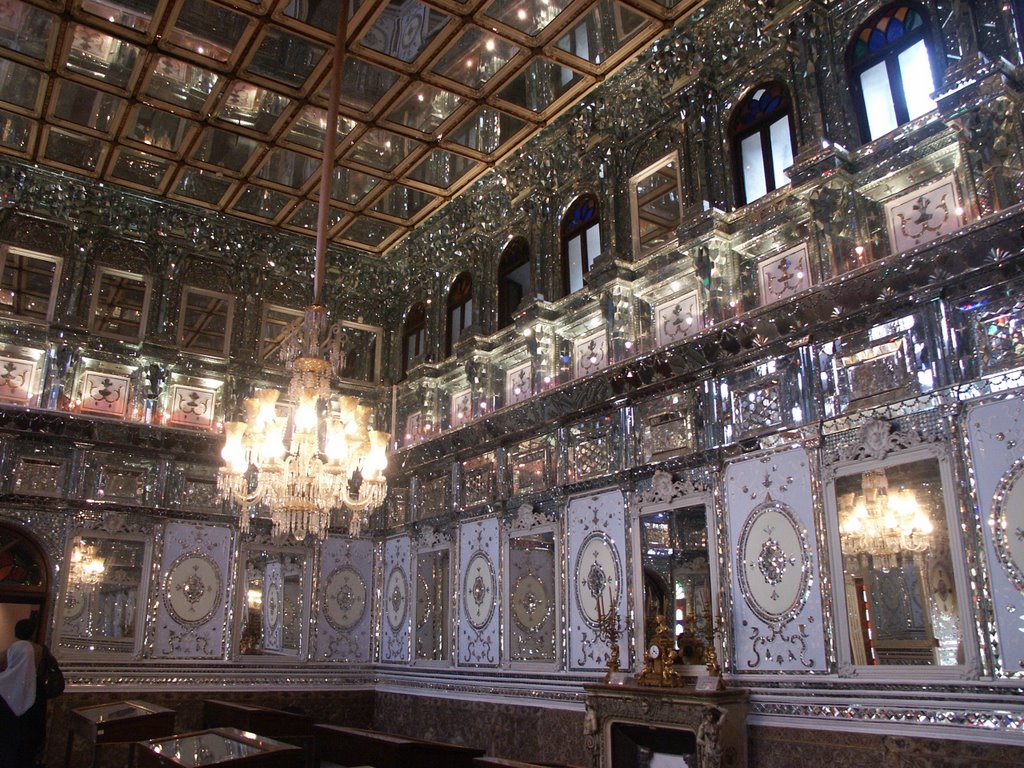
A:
[0,0,697,254]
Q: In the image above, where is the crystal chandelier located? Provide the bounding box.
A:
[217,0,388,541]
[838,469,934,556]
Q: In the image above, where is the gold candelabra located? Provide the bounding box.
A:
[595,587,621,683]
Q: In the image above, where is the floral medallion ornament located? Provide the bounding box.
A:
[385,565,407,631]
[991,458,1024,592]
[512,573,550,632]
[463,551,495,630]
[164,552,221,628]
[738,500,811,626]
[574,532,621,627]
[323,566,368,632]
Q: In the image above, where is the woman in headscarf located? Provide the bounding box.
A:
[0,619,46,768]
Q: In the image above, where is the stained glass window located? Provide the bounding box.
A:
[562,194,601,296]
[730,83,794,205]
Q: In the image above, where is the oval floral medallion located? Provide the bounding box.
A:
[573,532,621,627]
[323,566,368,632]
[463,551,496,630]
[164,552,221,628]
[737,500,811,626]
[385,565,408,631]
[992,458,1024,591]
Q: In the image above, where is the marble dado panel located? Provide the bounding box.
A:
[316,536,374,663]
[153,521,232,659]
[457,517,500,667]
[381,535,411,663]
[725,445,827,672]
[965,397,1024,675]
[566,489,628,671]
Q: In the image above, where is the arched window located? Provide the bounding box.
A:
[0,523,50,646]
[561,195,601,296]
[497,237,531,330]
[731,83,795,206]
[402,301,427,379]
[849,4,937,142]
[446,272,473,356]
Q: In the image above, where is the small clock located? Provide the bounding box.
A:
[648,643,661,660]
[635,614,682,687]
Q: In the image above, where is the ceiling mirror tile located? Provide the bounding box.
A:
[479,0,575,40]
[229,182,292,220]
[384,83,464,136]
[405,147,480,190]
[77,0,168,41]
[550,0,654,71]
[325,165,384,206]
[0,57,46,115]
[63,24,144,95]
[428,25,521,93]
[337,215,402,251]
[253,146,320,190]
[40,126,107,174]
[108,146,174,191]
[243,25,328,93]
[141,55,222,115]
[213,81,293,137]
[162,0,256,65]
[328,55,404,117]
[495,56,589,117]
[49,80,127,137]
[443,104,528,157]
[169,165,237,206]
[370,183,438,222]
[284,199,345,233]
[0,0,59,66]
[357,0,454,68]
[345,126,423,174]
[190,126,262,174]
[282,105,356,153]
[121,104,198,156]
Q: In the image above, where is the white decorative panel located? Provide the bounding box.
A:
[567,490,628,670]
[457,517,500,666]
[0,355,38,405]
[315,536,373,662]
[166,383,217,429]
[79,370,131,418]
[574,328,608,379]
[154,522,232,658]
[655,290,702,347]
[381,535,411,663]
[884,175,964,254]
[758,243,811,305]
[450,389,472,429]
[505,361,533,406]
[725,446,827,671]
[966,398,1024,674]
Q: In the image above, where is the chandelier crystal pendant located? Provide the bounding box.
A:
[217,0,388,541]
[69,538,106,586]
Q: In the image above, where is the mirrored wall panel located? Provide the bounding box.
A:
[835,457,962,667]
[59,534,148,655]
[638,503,711,665]
[415,548,450,661]
[238,547,308,657]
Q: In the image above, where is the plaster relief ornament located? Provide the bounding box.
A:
[991,459,1024,592]
[323,566,368,632]
[385,566,408,631]
[463,551,496,630]
[164,552,221,628]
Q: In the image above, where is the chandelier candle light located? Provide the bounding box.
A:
[218,0,388,541]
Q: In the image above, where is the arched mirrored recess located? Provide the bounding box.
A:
[0,523,49,649]
[57,532,150,656]
[633,472,715,668]
[237,545,309,657]
[825,424,976,677]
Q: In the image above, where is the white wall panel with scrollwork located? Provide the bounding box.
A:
[315,536,373,662]
[965,397,1024,675]
[153,522,232,659]
[457,517,500,666]
[725,445,827,671]
[381,535,411,663]
[567,489,628,671]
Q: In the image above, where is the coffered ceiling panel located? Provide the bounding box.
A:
[0,0,698,254]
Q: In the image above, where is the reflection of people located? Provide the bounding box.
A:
[696,705,724,768]
[0,619,46,768]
